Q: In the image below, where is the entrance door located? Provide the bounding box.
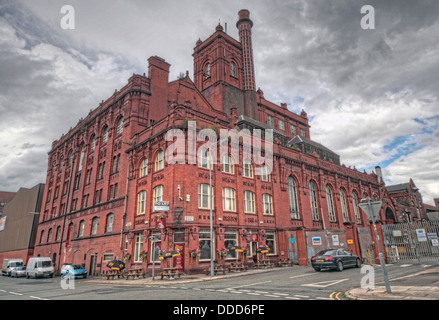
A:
[246,241,258,261]
[89,254,94,276]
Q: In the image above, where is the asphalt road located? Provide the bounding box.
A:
[0,262,437,301]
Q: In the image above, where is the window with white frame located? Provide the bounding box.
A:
[288,176,300,219]
[134,232,144,262]
[155,150,164,171]
[198,183,213,209]
[137,191,146,215]
[198,148,212,170]
[262,194,273,215]
[340,189,350,222]
[260,165,271,182]
[244,190,255,213]
[116,117,124,136]
[106,213,114,233]
[153,185,163,206]
[278,119,285,131]
[309,181,319,221]
[91,217,98,235]
[199,229,213,260]
[222,187,236,211]
[224,230,238,258]
[221,155,234,174]
[242,161,253,178]
[326,185,336,222]
[265,232,276,255]
[140,158,148,177]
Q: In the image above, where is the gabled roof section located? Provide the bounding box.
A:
[288,135,339,156]
[386,183,410,193]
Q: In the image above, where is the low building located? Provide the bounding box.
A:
[0,184,44,266]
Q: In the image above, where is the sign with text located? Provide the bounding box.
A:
[154,201,169,212]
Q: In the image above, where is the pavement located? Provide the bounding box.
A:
[346,266,439,300]
[87,265,439,300]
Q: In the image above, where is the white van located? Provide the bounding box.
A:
[2,259,24,276]
[26,257,54,278]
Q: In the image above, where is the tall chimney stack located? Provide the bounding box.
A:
[237,9,258,119]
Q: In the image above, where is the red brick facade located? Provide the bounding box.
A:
[34,10,398,274]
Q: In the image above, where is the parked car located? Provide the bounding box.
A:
[26,257,54,278]
[10,266,26,278]
[61,264,87,279]
[2,259,24,276]
[311,248,361,272]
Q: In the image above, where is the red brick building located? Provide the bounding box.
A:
[34,10,398,274]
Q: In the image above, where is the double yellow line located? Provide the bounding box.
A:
[330,292,343,300]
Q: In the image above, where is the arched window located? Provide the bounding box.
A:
[262,194,273,215]
[242,161,253,178]
[243,191,255,213]
[352,191,362,224]
[198,184,213,209]
[230,61,236,77]
[40,230,45,244]
[155,150,164,171]
[340,188,349,222]
[153,185,164,206]
[78,220,85,237]
[47,228,53,242]
[90,134,96,152]
[137,191,146,215]
[205,63,211,77]
[222,187,236,211]
[139,158,148,177]
[116,117,124,136]
[198,148,212,170]
[288,176,299,219]
[91,217,99,235]
[106,213,114,233]
[309,181,319,221]
[326,185,336,222]
[221,155,234,174]
[102,126,109,145]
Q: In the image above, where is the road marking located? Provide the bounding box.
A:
[273,293,289,296]
[316,297,332,300]
[400,264,413,268]
[285,296,300,300]
[293,294,309,298]
[253,291,269,294]
[9,291,22,296]
[289,274,315,279]
[246,292,261,296]
[229,280,272,289]
[264,294,280,298]
[0,289,6,293]
[30,296,49,300]
[302,278,349,288]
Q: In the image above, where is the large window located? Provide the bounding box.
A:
[153,185,163,206]
[79,220,85,237]
[242,161,253,178]
[199,229,213,260]
[224,230,238,259]
[340,189,350,222]
[230,61,236,78]
[326,185,336,222]
[309,181,319,221]
[267,115,273,127]
[155,151,164,171]
[198,184,213,209]
[102,126,109,145]
[221,155,234,174]
[139,158,148,178]
[116,117,124,136]
[266,232,276,255]
[288,176,300,219]
[262,194,273,215]
[260,165,271,182]
[134,233,144,262]
[91,217,99,235]
[222,187,236,211]
[205,63,211,77]
[352,191,362,224]
[278,119,285,131]
[244,191,255,213]
[198,148,212,170]
[106,213,114,233]
[137,191,146,215]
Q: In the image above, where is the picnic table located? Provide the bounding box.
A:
[228,262,248,272]
[125,268,146,280]
[254,259,274,269]
[206,264,227,275]
[276,258,293,267]
[160,267,181,280]
[103,269,124,280]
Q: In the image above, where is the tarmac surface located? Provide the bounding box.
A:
[88,265,439,300]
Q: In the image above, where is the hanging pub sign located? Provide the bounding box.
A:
[156,216,166,230]
[154,201,170,212]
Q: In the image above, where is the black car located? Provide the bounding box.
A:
[311,249,361,272]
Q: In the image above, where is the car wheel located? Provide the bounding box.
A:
[313,267,321,272]
[336,261,344,272]
[355,258,361,268]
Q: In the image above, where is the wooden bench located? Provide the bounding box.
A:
[228,262,248,272]
[254,259,274,269]
[206,264,227,275]
[103,269,124,280]
[276,258,293,267]
[125,268,146,280]
[160,267,181,280]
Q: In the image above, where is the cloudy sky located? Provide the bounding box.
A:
[0,0,438,204]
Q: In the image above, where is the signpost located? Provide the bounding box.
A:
[359,197,392,294]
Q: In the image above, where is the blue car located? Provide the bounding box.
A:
[61,264,88,279]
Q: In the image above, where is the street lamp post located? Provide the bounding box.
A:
[359,197,392,294]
